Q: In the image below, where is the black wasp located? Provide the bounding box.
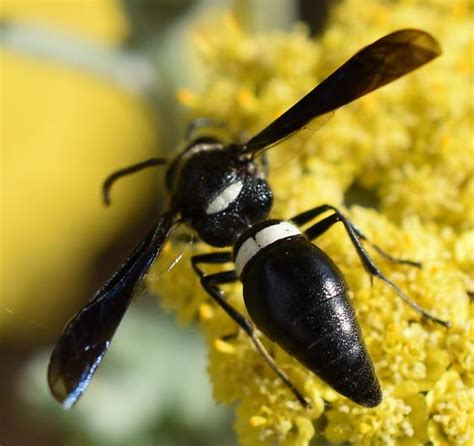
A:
[48,29,449,409]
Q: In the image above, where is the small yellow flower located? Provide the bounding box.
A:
[426,371,474,446]
[325,383,429,446]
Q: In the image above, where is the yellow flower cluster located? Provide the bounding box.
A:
[151,1,473,445]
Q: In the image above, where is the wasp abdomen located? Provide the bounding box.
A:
[294,295,382,407]
[241,237,382,407]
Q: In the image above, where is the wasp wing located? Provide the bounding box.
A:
[241,29,441,156]
[47,210,176,408]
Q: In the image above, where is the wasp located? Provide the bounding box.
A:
[48,29,448,409]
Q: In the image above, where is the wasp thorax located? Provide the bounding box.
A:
[168,144,273,247]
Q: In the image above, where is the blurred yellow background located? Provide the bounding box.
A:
[1,0,160,343]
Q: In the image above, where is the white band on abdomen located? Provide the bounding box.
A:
[235,222,301,276]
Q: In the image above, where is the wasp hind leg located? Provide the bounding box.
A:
[291,204,449,328]
[191,253,310,408]
[292,204,421,267]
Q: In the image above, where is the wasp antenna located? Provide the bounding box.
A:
[102,158,167,206]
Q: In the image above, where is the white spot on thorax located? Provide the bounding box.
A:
[235,222,301,276]
[206,181,243,215]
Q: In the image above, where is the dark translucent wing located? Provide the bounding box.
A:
[242,29,441,156]
[48,210,176,408]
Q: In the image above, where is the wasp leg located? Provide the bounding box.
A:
[260,152,270,177]
[292,205,449,328]
[191,252,233,278]
[192,257,310,409]
[192,252,238,340]
[185,118,228,140]
[291,204,420,267]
